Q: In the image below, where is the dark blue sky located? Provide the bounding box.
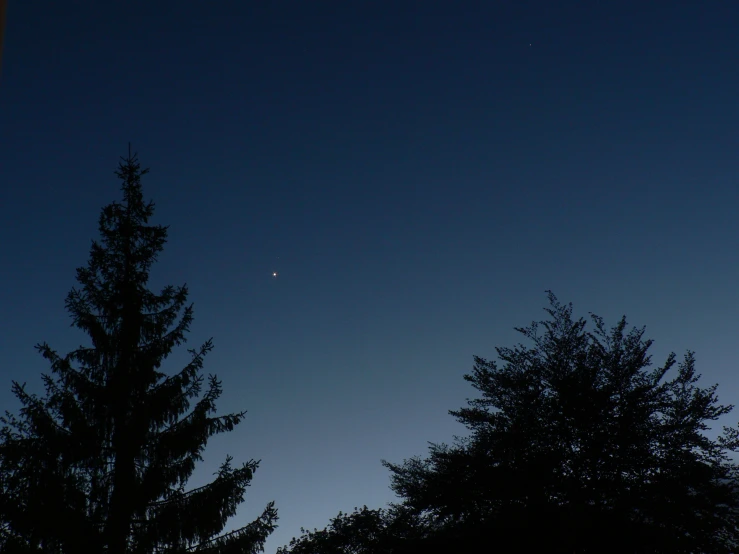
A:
[2,1,739,551]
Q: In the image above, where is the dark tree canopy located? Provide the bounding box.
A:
[275,505,433,554]
[0,148,277,554]
[383,292,739,552]
[282,292,739,553]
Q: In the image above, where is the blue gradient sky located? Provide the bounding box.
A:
[2,1,739,551]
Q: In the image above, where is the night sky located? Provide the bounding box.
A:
[2,1,739,551]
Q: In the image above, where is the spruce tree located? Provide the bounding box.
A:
[0,148,277,553]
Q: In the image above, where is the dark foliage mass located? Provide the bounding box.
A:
[281,292,739,553]
[0,149,277,553]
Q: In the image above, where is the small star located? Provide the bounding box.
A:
[272,272,278,278]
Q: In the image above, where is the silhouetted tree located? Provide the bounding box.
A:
[0,148,277,553]
[281,292,739,553]
[383,291,739,552]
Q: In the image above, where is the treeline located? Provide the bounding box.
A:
[2,150,739,553]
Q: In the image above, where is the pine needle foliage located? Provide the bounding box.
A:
[0,148,277,554]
